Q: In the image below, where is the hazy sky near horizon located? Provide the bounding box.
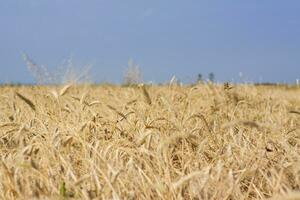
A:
[0,0,300,84]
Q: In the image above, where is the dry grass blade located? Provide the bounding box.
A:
[80,93,87,105]
[15,92,36,111]
[187,113,213,134]
[172,167,210,190]
[107,105,127,120]
[222,120,260,129]
[241,120,260,128]
[0,123,19,128]
[71,96,80,101]
[141,85,152,105]
[88,100,101,106]
[289,110,300,115]
[126,99,137,106]
[59,84,72,96]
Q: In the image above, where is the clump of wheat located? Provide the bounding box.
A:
[0,83,299,199]
[123,58,143,85]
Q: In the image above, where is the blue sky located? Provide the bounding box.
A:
[0,0,299,84]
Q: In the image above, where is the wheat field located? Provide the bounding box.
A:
[0,84,299,199]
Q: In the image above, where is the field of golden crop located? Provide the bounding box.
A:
[0,84,299,199]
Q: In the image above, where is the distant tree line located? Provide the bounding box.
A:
[197,72,215,83]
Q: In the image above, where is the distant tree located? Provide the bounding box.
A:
[208,72,215,82]
[197,73,203,82]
